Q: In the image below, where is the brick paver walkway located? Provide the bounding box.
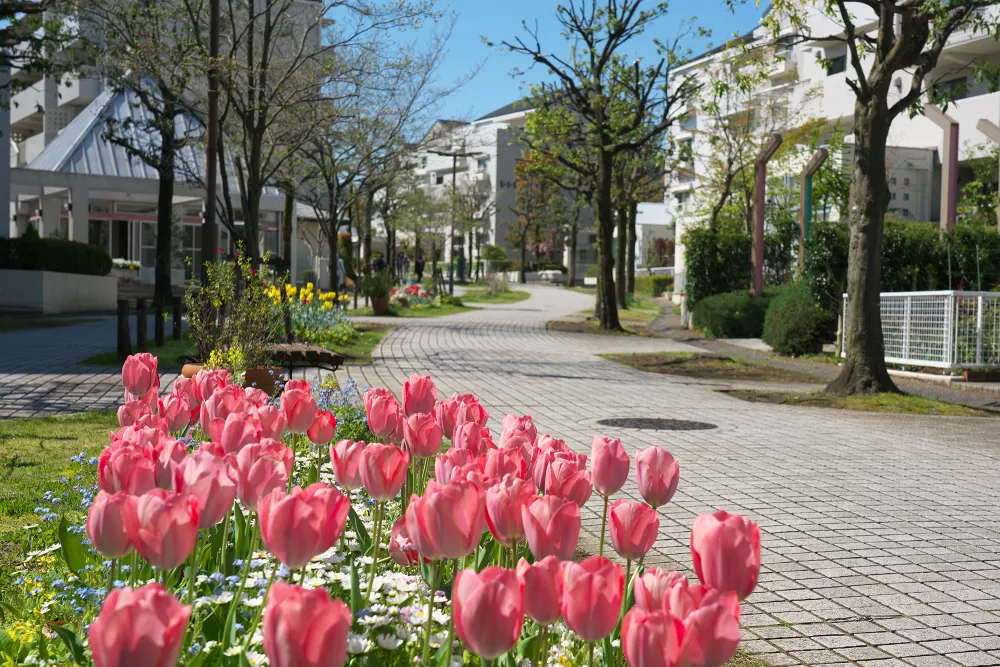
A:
[0,315,178,418]
[337,285,1000,667]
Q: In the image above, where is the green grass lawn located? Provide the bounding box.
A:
[333,324,393,363]
[602,352,827,384]
[78,336,195,368]
[461,289,531,304]
[726,389,1000,417]
[0,412,113,536]
[0,314,100,332]
[350,302,474,318]
[565,286,595,296]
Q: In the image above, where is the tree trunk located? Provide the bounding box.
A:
[596,148,621,330]
[326,181,339,293]
[282,191,294,276]
[153,128,175,311]
[363,189,374,275]
[567,211,579,288]
[627,200,637,296]
[826,100,899,396]
[616,205,627,306]
[518,235,527,284]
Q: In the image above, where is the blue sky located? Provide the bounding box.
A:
[426,0,767,121]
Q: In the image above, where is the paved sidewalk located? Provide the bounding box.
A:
[336,285,1000,667]
[0,314,178,418]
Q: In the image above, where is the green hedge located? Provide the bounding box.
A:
[0,237,112,276]
[634,274,673,297]
[692,291,766,338]
[763,283,836,356]
[683,229,751,309]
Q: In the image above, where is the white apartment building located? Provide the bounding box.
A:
[667,3,1000,302]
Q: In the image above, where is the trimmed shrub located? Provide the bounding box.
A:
[763,283,836,356]
[585,265,599,278]
[804,220,849,311]
[0,237,112,276]
[634,275,673,297]
[691,291,770,338]
[683,228,752,309]
[481,244,507,261]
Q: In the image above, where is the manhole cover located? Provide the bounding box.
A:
[596,418,717,431]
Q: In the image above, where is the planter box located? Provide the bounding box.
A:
[0,269,117,314]
[584,276,597,286]
[112,267,141,282]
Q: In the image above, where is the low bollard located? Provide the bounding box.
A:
[117,300,131,363]
[136,298,147,352]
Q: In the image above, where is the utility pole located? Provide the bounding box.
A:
[428,144,483,295]
[200,0,220,283]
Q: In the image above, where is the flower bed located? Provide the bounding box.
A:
[266,282,358,349]
[2,352,760,667]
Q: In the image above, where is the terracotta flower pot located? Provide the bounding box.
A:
[181,363,204,379]
[372,296,391,315]
[244,366,286,395]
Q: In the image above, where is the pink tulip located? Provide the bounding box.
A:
[521,495,580,560]
[499,434,534,469]
[208,411,261,456]
[453,567,524,660]
[173,450,237,528]
[484,448,527,480]
[283,379,311,393]
[690,511,761,600]
[452,462,493,492]
[485,474,534,546]
[530,437,569,492]
[636,447,680,509]
[633,568,687,612]
[281,388,317,434]
[544,458,593,507]
[330,439,365,491]
[516,556,563,625]
[118,399,152,428]
[89,583,190,667]
[432,400,457,440]
[192,368,231,403]
[262,582,351,667]
[87,490,136,559]
[306,410,337,446]
[453,421,490,457]
[98,445,157,496]
[621,606,683,667]
[254,404,287,440]
[258,484,350,568]
[434,448,477,484]
[131,489,200,570]
[674,587,742,667]
[388,515,422,567]
[152,438,187,490]
[453,396,489,429]
[158,393,191,434]
[402,374,437,416]
[500,413,537,446]
[591,436,630,497]
[561,555,624,641]
[405,479,485,561]
[172,376,198,409]
[244,386,270,407]
[402,412,443,458]
[364,388,402,441]
[360,443,409,502]
[610,498,660,561]
[233,440,293,511]
[122,353,158,398]
[199,382,245,429]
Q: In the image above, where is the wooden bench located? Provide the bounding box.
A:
[266,343,345,377]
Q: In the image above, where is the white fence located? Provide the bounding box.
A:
[841,291,1000,369]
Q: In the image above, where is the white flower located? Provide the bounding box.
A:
[347,634,372,654]
[377,634,403,650]
[432,609,450,625]
[224,645,244,657]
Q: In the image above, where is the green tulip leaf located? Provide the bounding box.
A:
[49,624,85,665]
[57,518,87,574]
[349,559,362,613]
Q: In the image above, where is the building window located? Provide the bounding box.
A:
[933,78,967,102]
[421,157,427,168]
[902,208,910,217]
[674,191,692,213]
[435,174,445,185]
[904,177,910,186]
[891,192,896,201]
[826,55,846,75]
[890,177,896,185]
[477,158,489,171]
[903,193,910,201]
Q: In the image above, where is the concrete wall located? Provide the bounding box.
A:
[0,269,117,314]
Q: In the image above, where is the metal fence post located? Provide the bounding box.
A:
[136,298,147,352]
[903,295,912,362]
[976,295,984,366]
[943,293,954,367]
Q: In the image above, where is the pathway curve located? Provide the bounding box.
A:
[339,285,1000,667]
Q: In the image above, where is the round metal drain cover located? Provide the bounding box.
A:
[596,418,717,431]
